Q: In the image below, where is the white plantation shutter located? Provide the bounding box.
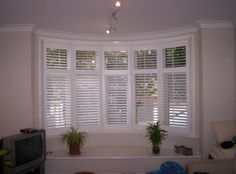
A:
[134,49,158,125]
[76,50,96,70]
[162,45,189,129]
[104,51,128,70]
[164,46,186,68]
[75,74,100,126]
[45,74,71,128]
[135,74,158,124]
[75,49,100,127]
[163,73,188,127]
[135,50,157,69]
[105,75,128,125]
[104,49,129,126]
[46,48,70,69]
[44,47,72,133]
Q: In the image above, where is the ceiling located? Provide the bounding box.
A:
[0,0,235,35]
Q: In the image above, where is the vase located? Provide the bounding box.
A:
[152,143,160,154]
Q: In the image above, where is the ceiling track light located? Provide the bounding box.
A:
[106,26,117,34]
[112,12,118,20]
[105,0,123,34]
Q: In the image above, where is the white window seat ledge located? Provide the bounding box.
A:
[45,146,201,174]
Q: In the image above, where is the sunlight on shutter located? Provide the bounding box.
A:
[105,75,128,125]
[163,73,188,128]
[45,75,71,128]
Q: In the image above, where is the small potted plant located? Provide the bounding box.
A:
[60,127,87,155]
[146,121,167,154]
[0,148,14,173]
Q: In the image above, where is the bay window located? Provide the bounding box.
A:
[42,37,191,135]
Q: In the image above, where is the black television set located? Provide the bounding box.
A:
[1,130,46,174]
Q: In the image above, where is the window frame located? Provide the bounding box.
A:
[39,35,194,137]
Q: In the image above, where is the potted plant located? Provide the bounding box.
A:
[60,127,88,155]
[146,121,167,154]
[0,148,14,173]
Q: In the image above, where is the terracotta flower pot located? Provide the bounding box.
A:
[69,141,81,155]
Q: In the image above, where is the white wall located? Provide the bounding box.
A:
[0,31,33,137]
[200,27,236,158]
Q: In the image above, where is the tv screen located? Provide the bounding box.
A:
[15,134,43,166]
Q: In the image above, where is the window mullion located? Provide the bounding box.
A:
[70,47,76,128]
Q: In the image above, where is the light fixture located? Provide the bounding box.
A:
[105,1,123,34]
[106,26,117,34]
[115,0,121,7]
[106,29,110,34]
[112,12,118,20]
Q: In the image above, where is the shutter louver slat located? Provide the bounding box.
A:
[105,75,128,125]
[163,73,188,128]
[75,74,100,126]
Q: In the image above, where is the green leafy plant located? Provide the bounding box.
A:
[146,121,167,154]
[60,127,87,155]
[0,148,14,173]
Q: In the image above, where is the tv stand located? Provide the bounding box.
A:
[18,163,44,174]
[4,163,44,174]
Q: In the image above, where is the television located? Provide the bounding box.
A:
[1,130,46,174]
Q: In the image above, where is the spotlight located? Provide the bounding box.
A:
[106,29,110,34]
[115,1,121,7]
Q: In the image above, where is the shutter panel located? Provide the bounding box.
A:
[44,47,72,132]
[45,74,71,129]
[164,46,186,68]
[46,48,70,69]
[135,73,158,124]
[105,75,128,125]
[134,49,158,125]
[163,73,188,128]
[104,51,128,70]
[76,50,96,70]
[135,50,157,69]
[75,74,100,126]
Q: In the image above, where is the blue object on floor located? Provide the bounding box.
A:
[159,161,185,174]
